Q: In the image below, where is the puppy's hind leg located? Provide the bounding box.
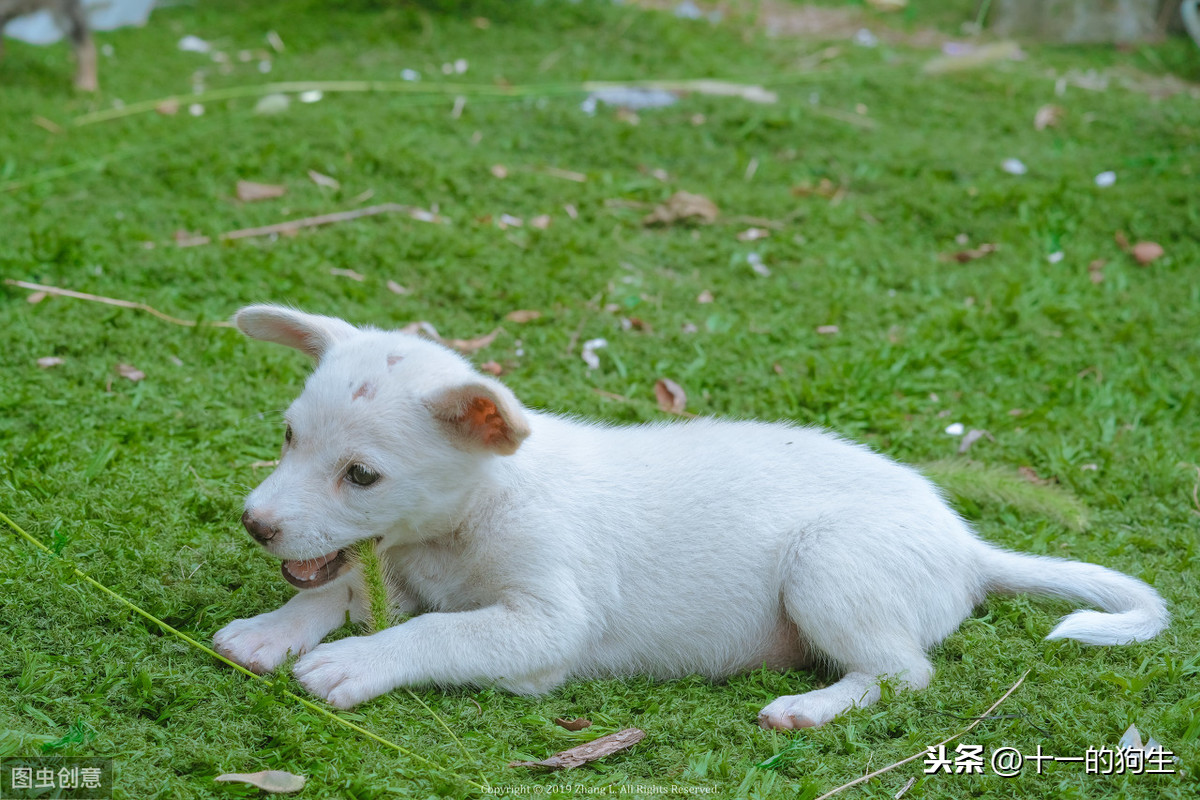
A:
[758,521,940,730]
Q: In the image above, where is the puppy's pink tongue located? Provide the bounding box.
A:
[284,551,338,581]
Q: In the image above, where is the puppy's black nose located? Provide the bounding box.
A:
[242,510,278,543]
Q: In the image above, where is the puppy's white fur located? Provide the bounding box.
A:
[214,306,1168,728]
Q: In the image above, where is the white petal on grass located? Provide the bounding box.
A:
[299,90,323,103]
[853,28,879,47]
[254,93,290,115]
[178,35,211,53]
[945,422,965,436]
[1001,158,1027,175]
[747,252,771,277]
[1047,251,1064,264]
[581,338,607,370]
[1094,170,1117,187]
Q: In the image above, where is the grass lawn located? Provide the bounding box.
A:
[1,0,1198,797]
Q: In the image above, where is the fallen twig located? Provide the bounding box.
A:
[510,728,645,770]
[812,669,1031,800]
[173,203,446,247]
[4,280,233,327]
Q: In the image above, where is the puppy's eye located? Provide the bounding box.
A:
[346,463,380,487]
[284,425,293,444]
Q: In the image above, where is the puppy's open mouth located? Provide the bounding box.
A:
[281,549,349,589]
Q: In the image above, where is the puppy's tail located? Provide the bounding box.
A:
[981,547,1168,645]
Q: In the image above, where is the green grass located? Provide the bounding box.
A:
[2,0,1198,797]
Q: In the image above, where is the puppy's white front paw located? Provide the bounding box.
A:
[294,637,393,709]
[213,614,312,675]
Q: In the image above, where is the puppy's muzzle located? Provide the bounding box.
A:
[242,510,279,544]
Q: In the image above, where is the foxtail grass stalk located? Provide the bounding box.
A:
[0,510,488,792]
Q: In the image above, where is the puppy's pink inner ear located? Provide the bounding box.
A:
[460,397,510,449]
[429,385,529,455]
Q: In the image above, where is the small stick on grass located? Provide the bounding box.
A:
[174,203,447,247]
[811,669,1032,800]
[4,280,233,327]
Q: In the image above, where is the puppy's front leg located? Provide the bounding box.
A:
[294,598,584,708]
[214,576,356,674]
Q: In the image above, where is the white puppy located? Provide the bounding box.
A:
[213,305,1168,729]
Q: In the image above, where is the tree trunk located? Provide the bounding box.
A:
[989,0,1161,42]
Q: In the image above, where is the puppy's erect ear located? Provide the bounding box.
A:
[425,379,531,456]
[235,305,357,361]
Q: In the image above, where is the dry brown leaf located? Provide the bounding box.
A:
[386,280,411,295]
[696,289,714,304]
[1114,230,1131,251]
[654,378,687,415]
[1088,259,1106,284]
[530,214,552,230]
[308,169,340,189]
[509,728,645,770]
[400,320,442,340]
[490,164,509,179]
[1131,241,1164,266]
[939,243,998,263]
[445,327,504,354]
[615,108,640,125]
[37,356,65,368]
[643,191,719,226]
[621,317,652,333]
[236,180,287,202]
[214,770,306,793]
[1034,104,1063,131]
[27,291,48,304]
[116,363,146,382]
[816,325,839,335]
[867,0,907,11]
[1018,466,1052,486]
[155,98,181,116]
[505,309,542,323]
[554,717,593,731]
[791,178,843,200]
[330,268,365,281]
[480,361,504,376]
